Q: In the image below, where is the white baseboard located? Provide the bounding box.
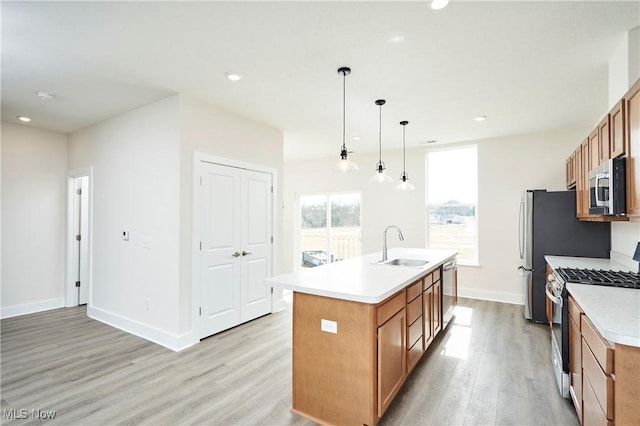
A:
[1,297,65,319]
[458,287,524,305]
[88,306,197,352]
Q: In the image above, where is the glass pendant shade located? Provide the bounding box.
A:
[370,162,393,184]
[395,120,414,191]
[332,67,358,174]
[371,99,392,184]
[333,153,360,173]
[395,173,415,191]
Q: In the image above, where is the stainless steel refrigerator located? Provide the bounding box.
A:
[518,190,610,323]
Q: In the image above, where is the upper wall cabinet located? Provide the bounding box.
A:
[610,100,626,159]
[625,79,640,217]
[566,79,640,221]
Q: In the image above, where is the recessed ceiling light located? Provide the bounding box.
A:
[474,115,487,122]
[17,115,32,122]
[36,91,54,100]
[389,33,405,43]
[225,72,242,82]
[430,0,449,10]
[353,136,361,141]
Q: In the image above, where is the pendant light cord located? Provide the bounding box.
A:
[378,104,382,163]
[342,72,346,151]
[402,125,406,173]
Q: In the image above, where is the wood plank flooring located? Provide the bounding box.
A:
[1,298,579,425]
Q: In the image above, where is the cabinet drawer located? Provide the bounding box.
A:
[582,316,614,374]
[407,339,422,372]
[582,338,614,419]
[583,369,614,426]
[432,268,441,283]
[568,296,583,329]
[407,280,422,302]
[377,290,406,326]
[407,315,423,348]
[407,296,422,325]
[423,274,433,288]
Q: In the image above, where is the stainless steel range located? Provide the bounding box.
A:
[547,266,640,398]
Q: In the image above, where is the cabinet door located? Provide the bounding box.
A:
[610,100,625,158]
[599,115,611,164]
[378,308,406,417]
[626,80,640,217]
[423,285,434,348]
[580,139,590,218]
[433,280,442,335]
[566,157,573,189]
[589,128,600,171]
[569,315,582,423]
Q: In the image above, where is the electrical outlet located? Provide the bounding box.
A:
[145,298,151,311]
[320,319,337,334]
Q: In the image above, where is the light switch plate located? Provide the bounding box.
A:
[321,319,337,334]
[122,230,130,241]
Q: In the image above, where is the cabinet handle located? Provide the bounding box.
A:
[232,252,241,257]
[242,251,252,256]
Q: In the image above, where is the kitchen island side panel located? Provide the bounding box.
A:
[292,292,377,426]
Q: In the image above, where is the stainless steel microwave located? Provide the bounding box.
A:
[588,157,626,215]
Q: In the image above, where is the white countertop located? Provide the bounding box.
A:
[545,255,635,272]
[545,255,640,347]
[265,248,457,304]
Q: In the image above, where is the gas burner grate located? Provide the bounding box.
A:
[556,267,640,289]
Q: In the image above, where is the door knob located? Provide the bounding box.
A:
[242,251,252,256]
[232,251,241,257]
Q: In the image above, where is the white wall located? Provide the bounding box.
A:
[283,128,582,304]
[68,96,183,347]
[1,123,68,317]
[283,149,425,273]
[178,96,284,334]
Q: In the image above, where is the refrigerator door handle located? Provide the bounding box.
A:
[518,199,525,259]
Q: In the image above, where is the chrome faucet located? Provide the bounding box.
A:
[382,225,404,262]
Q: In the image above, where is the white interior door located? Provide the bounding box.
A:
[240,169,272,322]
[78,176,90,304]
[200,163,242,337]
[200,162,273,339]
[70,175,90,306]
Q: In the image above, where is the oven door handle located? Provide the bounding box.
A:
[545,282,562,305]
[595,174,606,204]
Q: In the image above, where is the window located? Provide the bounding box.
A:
[298,192,361,268]
[426,145,478,265]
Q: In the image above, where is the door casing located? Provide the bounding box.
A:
[191,153,279,341]
[65,167,93,307]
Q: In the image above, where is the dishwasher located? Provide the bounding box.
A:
[442,257,457,329]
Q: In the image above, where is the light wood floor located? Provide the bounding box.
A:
[1,298,578,425]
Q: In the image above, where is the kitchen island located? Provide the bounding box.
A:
[265,248,457,426]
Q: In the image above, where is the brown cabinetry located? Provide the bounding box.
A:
[589,128,600,171]
[610,100,625,158]
[406,280,423,372]
[290,263,453,426]
[378,306,406,417]
[568,296,584,423]
[598,115,611,164]
[625,79,640,217]
[581,316,615,425]
[566,151,577,189]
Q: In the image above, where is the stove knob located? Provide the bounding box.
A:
[547,273,555,283]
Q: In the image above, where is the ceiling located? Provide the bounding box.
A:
[2,1,639,161]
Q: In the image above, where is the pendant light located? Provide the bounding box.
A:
[396,121,415,191]
[370,99,393,184]
[332,67,359,173]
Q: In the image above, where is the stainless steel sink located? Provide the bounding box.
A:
[380,258,429,267]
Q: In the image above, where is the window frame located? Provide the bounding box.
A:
[294,190,363,270]
[425,145,479,266]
